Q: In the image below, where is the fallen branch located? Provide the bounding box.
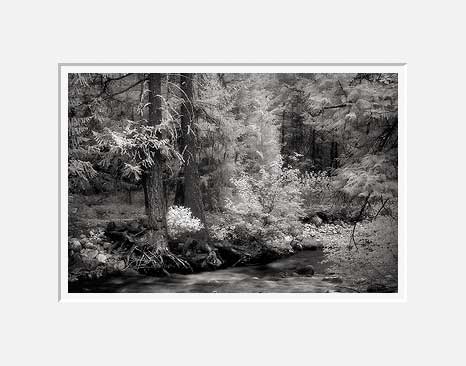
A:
[374,197,390,220]
[350,193,372,249]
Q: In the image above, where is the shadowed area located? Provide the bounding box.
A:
[69,249,362,293]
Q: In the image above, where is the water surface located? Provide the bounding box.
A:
[69,249,355,293]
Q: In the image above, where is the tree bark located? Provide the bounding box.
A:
[144,73,168,248]
[281,110,286,150]
[180,73,208,240]
[330,141,339,168]
[174,173,185,206]
[334,142,338,168]
[141,173,149,215]
[127,187,132,205]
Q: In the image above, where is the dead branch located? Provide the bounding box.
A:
[350,193,372,248]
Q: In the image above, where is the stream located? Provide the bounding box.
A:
[69,249,355,293]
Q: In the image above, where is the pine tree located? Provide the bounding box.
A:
[179,73,209,241]
[144,73,169,248]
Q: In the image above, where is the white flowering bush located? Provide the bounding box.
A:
[166,205,204,239]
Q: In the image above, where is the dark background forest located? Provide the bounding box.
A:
[68,72,398,293]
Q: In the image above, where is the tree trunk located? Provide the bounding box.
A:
[141,173,149,215]
[281,110,285,151]
[144,73,168,248]
[334,142,338,168]
[180,73,208,240]
[330,141,339,168]
[330,141,335,168]
[174,172,185,206]
[127,187,132,205]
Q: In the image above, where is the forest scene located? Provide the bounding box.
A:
[67,72,398,293]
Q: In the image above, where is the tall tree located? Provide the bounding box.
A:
[179,73,208,240]
[145,73,169,248]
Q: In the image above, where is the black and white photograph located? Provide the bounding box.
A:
[4,1,466,365]
[65,70,401,294]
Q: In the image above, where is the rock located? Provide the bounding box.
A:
[212,238,291,267]
[104,264,116,275]
[300,238,323,251]
[102,242,112,250]
[69,239,82,252]
[204,251,222,269]
[295,265,315,276]
[367,284,393,293]
[310,215,323,227]
[82,258,101,271]
[96,253,107,263]
[106,220,144,234]
[68,273,79,282]
[127,221,142,234]
[69,252,83,266]
[291,241,303,251]
[188,250,223,271]
[122,268,140,277]
[82,249,98,259]
[323,275,343,283]
[83,241,97,249]
[80,234,86,239]
[114,260,126,271]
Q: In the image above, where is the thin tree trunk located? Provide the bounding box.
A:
[330,141,338,168]
[281,110,285,152]
[334,142,338,168]
[127,187,132,205]
[180,73,208,241]
[351,193,372,249]
[141,173,149,215]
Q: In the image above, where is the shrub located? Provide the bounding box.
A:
[223,157,305,244]
[301,170,333,204]
[323,215,398,288]
[166,205,204,239]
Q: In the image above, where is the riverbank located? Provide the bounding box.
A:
[69,249,361,293]
[68,193,397,293]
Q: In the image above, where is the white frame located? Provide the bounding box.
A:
[59,63,407,303]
